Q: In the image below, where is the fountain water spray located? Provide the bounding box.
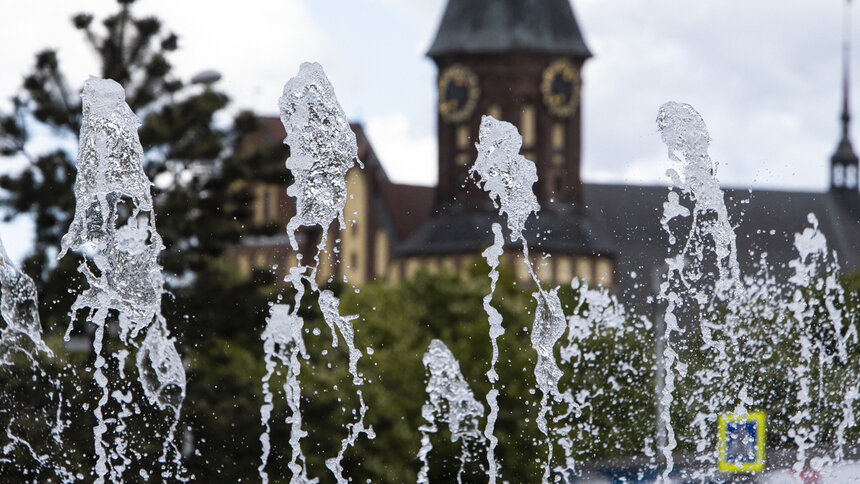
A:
[60,76,186,483]
[0,70,856,481]
[0,236,51,364]
[0,235,76,481]
[656,101,859,479]
[784,214,859,473]
[258,62,373,484]
[479,223,504,482]
[260,303,314,483]
[556,277,652,473]
[655,101,745,480]
[418,339,485,484]
[471,114,574,483]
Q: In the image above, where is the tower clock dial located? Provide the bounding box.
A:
[438,64,480,123]
[541,58,581,118]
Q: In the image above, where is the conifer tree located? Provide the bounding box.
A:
[0,2,282,477]
[0,0,282,333]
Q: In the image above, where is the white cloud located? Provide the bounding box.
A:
[0,0,330,117]
[577,0,851,192]
[365,112,437,186]
[0,217,34,265]
[373,0,447,53]
[138,0,330,116]
[1,0,857,227]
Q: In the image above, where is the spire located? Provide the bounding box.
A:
[842,0,852,138]
[832,0,860,191]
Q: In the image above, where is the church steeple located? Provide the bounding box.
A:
[428,0,592,213]
[831,0,859,191]
[427,0,591,58]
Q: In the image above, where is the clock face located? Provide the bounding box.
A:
[541,59,581,118]
[438,64,480,123]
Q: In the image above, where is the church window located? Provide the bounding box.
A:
[521,104,536,148]
[456,125,470,149]
[262,189,272,221]
[833,164,845,187]
[488,103,502,120]
[551,122,565,150]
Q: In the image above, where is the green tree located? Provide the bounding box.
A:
[0,0,281,480]
[263,264,657,483]
[669,269,860,469]
[0,0,283,326]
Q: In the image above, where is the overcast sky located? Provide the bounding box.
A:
[0,0,857,259]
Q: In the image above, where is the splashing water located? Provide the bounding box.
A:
[136,318,185,412]
[259,304,316,484]
[555,278,652,476]
[3,71,857,481]
[480,223,504,483]
[471,115,539,244]
[783,214,859,473]
[655,102,859,479]
[0,235,74,480]
[418,339,485,484]
[0,236,51,363]
[258,62,373,484]
[657,102,740,294]
[655,101,741,479]
[471,115,575,483]
[61,76,186,483]
[279,62,362,253]
[531,287,573,482]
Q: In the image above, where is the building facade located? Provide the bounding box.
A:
[231,0,860,301]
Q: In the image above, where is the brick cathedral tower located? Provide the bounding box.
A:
[427,0,592,213]
[397,0,617,282]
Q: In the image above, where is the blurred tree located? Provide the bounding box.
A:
[4,1,854,482]
[267,263,657,483]
[670,269,860,466]
[0,0,287,328]
[0,0,283,479]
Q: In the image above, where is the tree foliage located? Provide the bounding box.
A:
[0,1,858,482]
[0,0,280,479]
[255,264,657,483]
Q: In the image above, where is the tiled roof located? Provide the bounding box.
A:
[583,183,860,310]
[427,0,591,58]
[377,182,435,241]
[396,206,617,257]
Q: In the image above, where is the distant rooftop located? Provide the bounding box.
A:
[427,0,591,58]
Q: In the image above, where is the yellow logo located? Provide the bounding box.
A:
[717,411,766,473]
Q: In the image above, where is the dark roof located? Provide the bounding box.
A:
[350,123,385,177]
[831,136,859,189]
[583,183,860,312]
[377,183,434,241]
[396,207,617,257]
[239,116,287,156]
[832,137,858,165]
[244,117,383,172]
[427,0,591,58]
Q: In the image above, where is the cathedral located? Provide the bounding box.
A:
[229,0,860,308]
